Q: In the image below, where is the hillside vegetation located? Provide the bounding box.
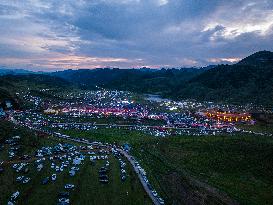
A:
[52,68,205,94]
[1,51,273,107]
[0,74,73,109]
[172,51,273,106]
[51,51,273,106]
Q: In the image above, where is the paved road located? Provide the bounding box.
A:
[51,122,199,130]
[119,149,161,205]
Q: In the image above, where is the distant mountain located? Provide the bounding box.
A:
[0,68,34,75]
[51,68,207,94]
[170,51,273,106]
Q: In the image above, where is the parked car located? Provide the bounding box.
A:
[69,170,75,176]
[52,174,57,181]
[16,176,24,182]
[158,197,165,204]
[64,184,75,189]
[58,198,69,204]
[10,191,20,201]
[22,177,31,184]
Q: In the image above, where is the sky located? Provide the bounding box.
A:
[0,0,272,71]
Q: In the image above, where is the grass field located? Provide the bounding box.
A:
[60,128,157,145]
[0,121,152,205]
[56,128,273,205]
[132,135,273,205]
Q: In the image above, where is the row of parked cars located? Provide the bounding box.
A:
[99,163,109,184]
[7,191,20,205]
[133,159,165,205]
[119,158,127,181]
[112,148,129,182]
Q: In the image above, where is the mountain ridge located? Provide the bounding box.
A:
[0,50,272,106]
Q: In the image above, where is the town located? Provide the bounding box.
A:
[10,89,270,137]
[1,87,272,205]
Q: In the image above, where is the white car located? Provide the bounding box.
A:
[158,197,165,204]
[64,184,75,189]
[16,176,24,182]
[12,164,18,169]
[58,198,70,203]
[37,164,43,171]
[69,170,75,176]
[71,167,79,171]
[22,177,31,184]
[152,191,158,197]
[51,174,57,181]
[10,191,20,201]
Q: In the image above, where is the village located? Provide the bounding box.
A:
[5,88,270,138]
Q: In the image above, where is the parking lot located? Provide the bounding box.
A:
[0,132,152,205]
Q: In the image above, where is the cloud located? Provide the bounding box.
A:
[208,57,241,64]
[0,0,272,70]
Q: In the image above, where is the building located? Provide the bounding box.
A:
[44,108,58,114]
[205,110,251,122]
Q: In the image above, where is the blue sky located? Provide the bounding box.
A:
[0,0,272,71]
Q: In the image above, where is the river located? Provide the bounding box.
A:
[145,94,170,102]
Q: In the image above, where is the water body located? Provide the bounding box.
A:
[145,94,169,102]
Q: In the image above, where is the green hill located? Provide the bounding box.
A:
[52,68,207,94]
[0,74,73,109]
[170,51,273,106]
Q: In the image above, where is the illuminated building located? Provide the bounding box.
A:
[205,110,251,122]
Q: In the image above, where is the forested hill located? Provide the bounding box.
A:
[170,51,273,106]
[51,51,273,106]
[0,74,72,109]
[237,50,273,66]
[1,51,273,106]
[52,68,206,93]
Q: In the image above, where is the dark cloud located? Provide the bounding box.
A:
[0,0,272,70]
